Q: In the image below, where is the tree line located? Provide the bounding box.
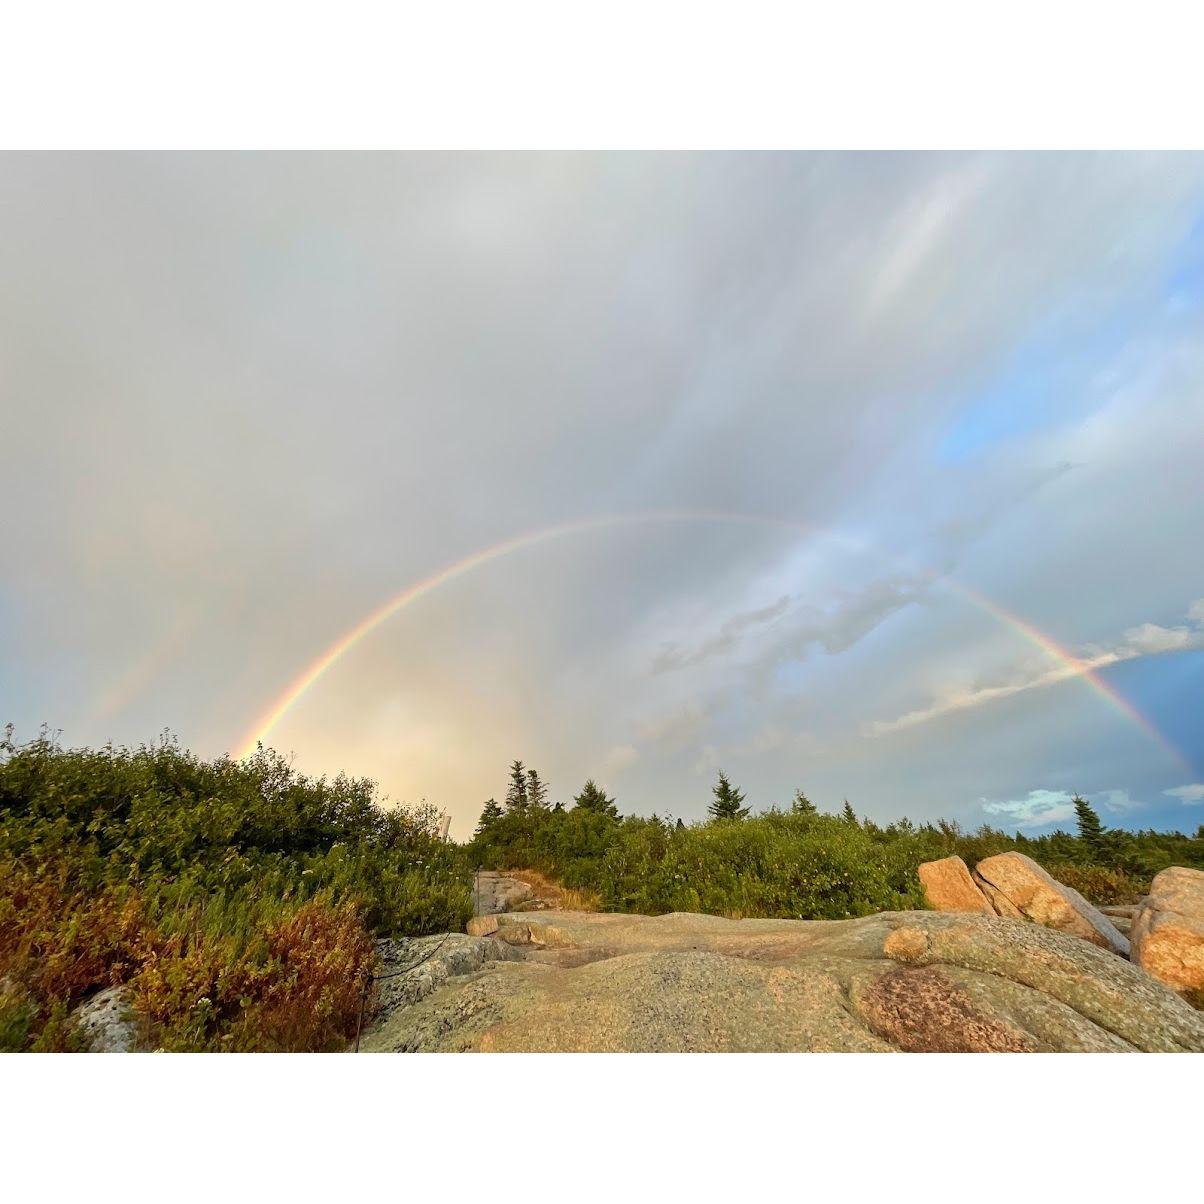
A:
[476,759,1169,850]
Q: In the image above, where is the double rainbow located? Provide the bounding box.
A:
[234,510,1187,768]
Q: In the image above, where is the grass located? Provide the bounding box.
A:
[505,867,602,912]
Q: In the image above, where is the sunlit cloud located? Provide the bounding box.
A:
[1165,783,1204,804]
[982,788,1077,828]
[869,600,1204,737]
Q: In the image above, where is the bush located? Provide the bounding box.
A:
[469,808,925,920]
[0,730,474,1050]
[1041,862,1147,905]
[596,813,925,918]
[467,791,1204,921]
[132,896,376,1052]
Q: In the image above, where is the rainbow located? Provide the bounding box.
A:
[234,510,1188,768]
[951,587,1185,765]
[235,512,723,759]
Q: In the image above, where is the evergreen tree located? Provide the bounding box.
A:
[526,768,549,810]
[504,760,528,810]
[841,799,857,824]
[792,789,817,816]
[475,798,503,837]
[1073,794,1105,853]
[708,771,750,821]
[573,778,618,818]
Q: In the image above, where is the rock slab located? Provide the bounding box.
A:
[919,856,995,915]
[373,933,519,1014]
[471,872,533,917]
[1130,866,1204,997]
[360,909,1204,1053]
[974,852,1130,956]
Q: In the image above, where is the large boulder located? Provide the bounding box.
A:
[974,852,1130,956]
[919,856,994,915]
[972,870,1025,920]
[359,909,1204,1053]
[1130,867,1204,997]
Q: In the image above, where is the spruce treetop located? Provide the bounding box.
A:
[526,768,549,810]
[1073,794,1105,849]
[475,798,503,836]
[573,778,619,818]
[792,789,817,816]
[505,760,528,810]
[708,771,750,821]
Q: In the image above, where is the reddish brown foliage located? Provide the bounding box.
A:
[132,899,376,1051]
[241,900,377,1051]
[0,862,153,1003]
[2,859,376,1051]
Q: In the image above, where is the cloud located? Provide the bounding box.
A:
[1120,622,1196,654]
[870,598,1204,737]
[868,653,1118,736]
[636,703,713,750]
[655,575,929,680]
[652,595,791,672]
[983,789,1078,828]
[1095,788,1142,815]
[598,744,638,778]
[3,152,1203,827]
[984,787,1143,828]
[1165,783,1204,804]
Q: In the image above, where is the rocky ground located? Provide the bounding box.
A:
[360,907,1204,1052]
[470,870,543,916]
[59,860,1204,1052]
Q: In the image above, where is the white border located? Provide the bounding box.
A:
[3,5,1200,1195]
[1,1,1202,148]
[1,1052,1199,1196]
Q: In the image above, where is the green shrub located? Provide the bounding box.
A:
[466,788,1204,922]
[1041,861,1146,905]
[594,812,925,918]
[0,990,38,1052]
[0,730,474,1050]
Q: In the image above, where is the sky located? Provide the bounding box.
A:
[2,151,1203,839]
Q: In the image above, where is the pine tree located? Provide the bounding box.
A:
[708,771,750,821]
[1073,794,1105,853]
[475,798,503,837]
[504,760,528,811]
[526,768,549,810]
[841,799,857,824]
[573,778,618,818]
[792,789,817,816]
